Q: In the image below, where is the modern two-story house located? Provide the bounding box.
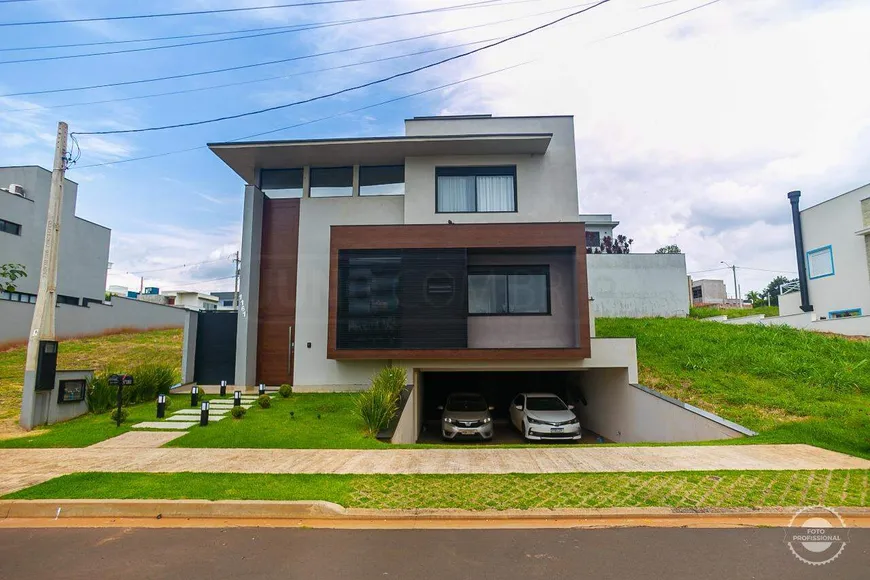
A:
[206,115,743,443]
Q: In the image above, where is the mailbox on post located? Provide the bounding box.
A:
[108,374,134,427]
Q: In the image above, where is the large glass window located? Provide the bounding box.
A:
[360,165,404,196]
[468,266,549,315]
[260,168,303,198]
[311,166,353,197]
[436,166,516,213]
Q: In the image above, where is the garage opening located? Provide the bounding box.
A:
[418,370,605,444]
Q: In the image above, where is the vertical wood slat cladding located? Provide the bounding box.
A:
[328,222,592,360]
[257,198,300,385]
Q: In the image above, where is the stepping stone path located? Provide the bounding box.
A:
[132,394,270,431]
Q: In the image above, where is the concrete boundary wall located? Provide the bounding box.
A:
[575,370,753,443]
[0,296,186,346]
[586,253,689,318]
[711,311,870,337]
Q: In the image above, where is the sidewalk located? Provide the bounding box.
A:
[1,442,868,495]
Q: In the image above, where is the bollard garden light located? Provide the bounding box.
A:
[220,380,227,397]
[200,400,210,427]
[157,394,166,419]
[259,383,266,396]
[234,390,242,407]
[191,385,199,407]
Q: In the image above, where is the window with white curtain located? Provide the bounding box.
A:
[436,166,516,213]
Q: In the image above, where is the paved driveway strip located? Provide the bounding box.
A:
[1,444,868,495]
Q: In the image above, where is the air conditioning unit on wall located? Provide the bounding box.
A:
[7,184,25,197]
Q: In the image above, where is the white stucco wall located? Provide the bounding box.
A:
[0,166,110,303]
[779,291,802,316]
[575,369,749,443]
[403,117,579,225]
[801,184,870,317]
[586,254,689,317]
[0,296,186,346]
[293,194,405,390]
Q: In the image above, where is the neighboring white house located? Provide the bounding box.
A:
[579,213,619,250]
[161,291,219,311]
[0,166,186,345]
[0,166,110,306]
[211,291,238,311]
[781,185,870,320]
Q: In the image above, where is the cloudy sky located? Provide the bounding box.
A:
[2,0,868,298]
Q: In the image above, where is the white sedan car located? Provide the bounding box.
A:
[509,393,582,441]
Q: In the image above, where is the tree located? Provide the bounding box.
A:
[587,235,633,254]
[655,244,682,254]
[0,263,26,292]
[745,290,764,308]
[759,275,798,307]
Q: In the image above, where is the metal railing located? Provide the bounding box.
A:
[779,280,800,295]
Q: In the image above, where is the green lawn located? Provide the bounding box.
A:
[597,318,870,459]
[167,393,389,449]
[689,305,779,319]
[6,470,868,509]
[0,395,189,448]
[0,328,183,423]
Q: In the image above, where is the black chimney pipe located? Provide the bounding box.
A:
[787,190,813,312]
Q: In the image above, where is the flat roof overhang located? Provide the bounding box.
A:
[208,133,552,183]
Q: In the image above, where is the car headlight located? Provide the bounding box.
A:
[527,417,545,425]
[568,417,580,425]
[443,417,453,424]
[483,417,492,424]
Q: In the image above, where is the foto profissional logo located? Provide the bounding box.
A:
[784,506,850,566]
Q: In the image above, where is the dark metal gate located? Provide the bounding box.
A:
[194,311,237,385]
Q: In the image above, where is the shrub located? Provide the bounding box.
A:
[257,394,271,409]
[87,362,179,414]
[110,407,129,424]
[231,406,246,419]
[356,365,407,435]
[279,384,293,398]
[371,365,406,399]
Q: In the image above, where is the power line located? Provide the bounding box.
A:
[738,266,797,275]
[0,0,528,65]
[0,0,369,27]
[72,63,530,170]
[4,38,499,113]
[3,2,579,112]
[118,257,233,276]
[599,0,722,41]
[73,0,612,136]
[688,267,729,275]
[0,2,569,98]
[170,275,236,288]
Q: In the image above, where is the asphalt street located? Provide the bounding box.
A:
[0,527,866,579]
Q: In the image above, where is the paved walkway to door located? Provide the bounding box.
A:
[1,443,868,495]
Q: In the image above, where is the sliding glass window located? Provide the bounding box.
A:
[260,169,303,198]
[468,266,549,315]
[436,166,516,213]
[311,166,353,197]
[360,165,404,196]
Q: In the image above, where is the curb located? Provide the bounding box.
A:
[1,500,869,524]
[0,500,346,520]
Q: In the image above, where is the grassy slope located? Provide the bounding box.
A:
[167,394,387,449]
[0,329,183,423]
[689,306,779,319]
[0,395,190,448]
[597,318,870,459]
[7,470,869,509]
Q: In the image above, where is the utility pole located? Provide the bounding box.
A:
[720,261,739,306]
[232,250,240,311]
[21,121,69,430]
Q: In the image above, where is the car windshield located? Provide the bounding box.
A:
[525,396,567,411]
[446,395,487,412]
